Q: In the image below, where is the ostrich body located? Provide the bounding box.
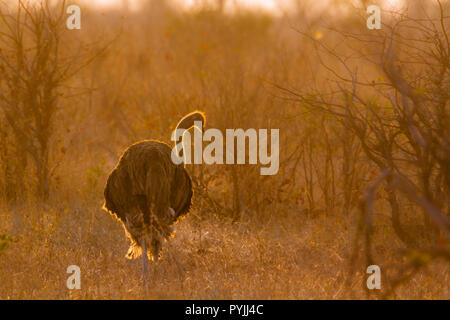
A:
[103,111,205,286]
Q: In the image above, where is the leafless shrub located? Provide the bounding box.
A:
[277,1,450,296]
[0,0,105,200]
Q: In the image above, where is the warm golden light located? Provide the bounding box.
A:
[23,0,407,14]
[74,0,287,13]
[1,0,447,303]
[383,0,405,9]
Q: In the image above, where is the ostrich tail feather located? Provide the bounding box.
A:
[125,243,142,259]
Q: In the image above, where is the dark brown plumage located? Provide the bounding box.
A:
[102,111,205,285]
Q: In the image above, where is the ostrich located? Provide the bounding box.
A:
[103,111,205,286]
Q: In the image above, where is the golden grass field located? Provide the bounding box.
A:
[0,0,449,299]
[1,200,448,299]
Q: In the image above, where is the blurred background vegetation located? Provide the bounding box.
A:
[0,0,448,299]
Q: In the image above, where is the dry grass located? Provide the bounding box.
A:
[0,201,448,299]
[0,1,449,300]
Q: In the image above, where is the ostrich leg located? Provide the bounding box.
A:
[141,238,149,290]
